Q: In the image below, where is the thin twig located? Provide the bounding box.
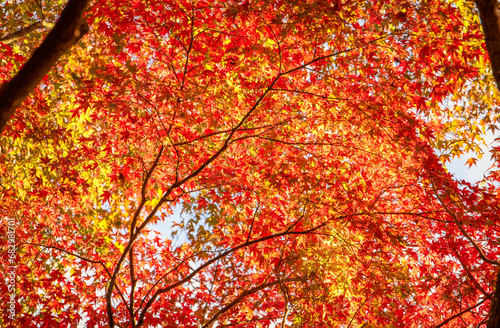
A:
[431,180,499,266]
[434,297,488,328]
[23,242,130,313]
[202,276,306,328]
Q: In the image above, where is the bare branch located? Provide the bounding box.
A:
[487,268,500,328]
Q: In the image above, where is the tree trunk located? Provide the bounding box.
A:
[488,268,500,328]
[464,1,500,326]
[475,0,500,91]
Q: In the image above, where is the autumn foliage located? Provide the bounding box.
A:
[1,0,500,327]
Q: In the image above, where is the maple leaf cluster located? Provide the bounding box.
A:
[1,0,500,327]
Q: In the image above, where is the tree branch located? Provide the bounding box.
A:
[434,297,488,328]
[106,73,282,327]
[487,268,500,328]
[347,295,373,328]
[0,21,55,44]
[0,0,89,132]
[202,276,306,328]
[106,144,164,327]
[23,242,131,313]
[129,246,137,328]
[136,221,328,326]
[431,181,499,266]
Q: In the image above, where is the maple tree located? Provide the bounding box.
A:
[2,0,500,327]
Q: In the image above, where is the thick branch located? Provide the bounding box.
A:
[0,21,55,44]
[0,0,89,132]
[474,0,500,90]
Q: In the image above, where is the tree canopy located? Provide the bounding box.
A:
[1,0,500,327]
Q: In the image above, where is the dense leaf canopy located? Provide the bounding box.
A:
[1,0,500,327]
